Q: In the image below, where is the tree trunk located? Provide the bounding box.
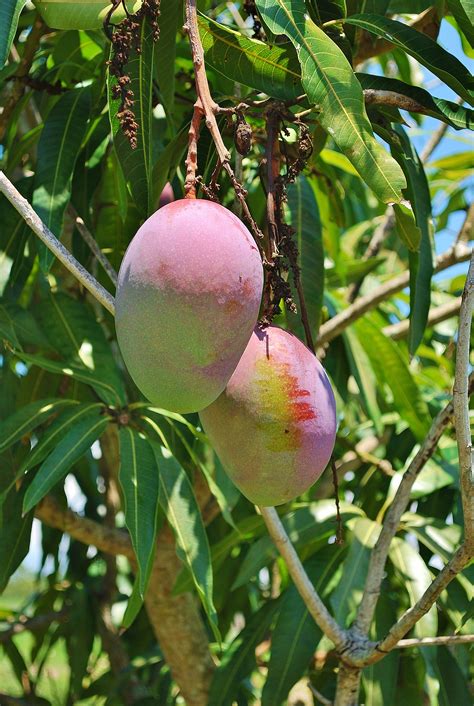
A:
[334,663,362,706]
[145,527,215,706]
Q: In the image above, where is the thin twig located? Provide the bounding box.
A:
[453,251,474,547]
[309,682,334,706]
[68,204,118,286]
[346,211,395,303]
[0,610,69,643]
[383,297,462,340]
[259,506,349,651]
[394,634,474,648]
[0,172,115,316]
[370,544,471,661]
[354,373,474,636]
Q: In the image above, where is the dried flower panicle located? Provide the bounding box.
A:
[234,112,253,155]
[106,0,161,149]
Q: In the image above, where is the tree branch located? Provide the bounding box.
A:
[383,297,462,340]
[0,610,69,643]
[68,204,118,286]
[35,496,134,559]
[317,241,472,346]
[394,634,474,649]
[0,171,115,315]
[370,544,472,660]
[354,373,474,636]
[453,250,474,548]
[259,506,349,651]
[0,15,45,142]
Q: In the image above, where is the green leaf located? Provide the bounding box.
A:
[208,601,280,706]
[33,0,142,30]
[345,14,474,105]
[35,291,126,405]
[20,403,104,474]
[286,176,324,340]
[156,446,219,639]
[354,314,431,441]
[0,0,25,67]
[23,409,109,512]
[0,481,33,592]
[0,398,77,454]
[32,87,92,271]
[256,0,407,204]
[331,517,381,626]
[307,0,347,24]
[362,594,400,706]
[262,547,344,706]
[14,350,123,407]
[389,536,437,637]
[358,73,474,130]
[447,0,474,47]
[109,17,156,217]
[390,126,434,355]
[232,500,363,589]
[118,428,160,619]
[198,14,302,101]
[342,325,383,433]
[65,585,94,697]
[392,202,422,253]
[436,646,472,706]
[155,0,182,116]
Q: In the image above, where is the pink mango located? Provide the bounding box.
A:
[200,325,337,506]
[115,199,263,413]
[158,182,174,208]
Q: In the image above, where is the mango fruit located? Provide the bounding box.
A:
[200,325,336,506]
[115,199,263,413]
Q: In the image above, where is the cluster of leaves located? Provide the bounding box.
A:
[0,1,473,704]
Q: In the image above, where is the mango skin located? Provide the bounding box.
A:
[200,326,336,506]
[115,199,263,413]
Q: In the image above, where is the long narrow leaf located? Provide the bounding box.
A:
[156,446,219,640]
[23,411,109,512]
[0,398,77,454]
[256,0,407,203]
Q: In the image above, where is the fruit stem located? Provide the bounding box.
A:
[184,0,230,197]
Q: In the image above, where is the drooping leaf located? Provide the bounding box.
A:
[155,0,182,116]
[331,517,381,626]
[446,0,474,47]
[198,14,302,102]
[118,427,160,602]
[156,446,219,639]
[151,126,189,212]
[232,500,363,589]
[23,409,109,512]
[262,547,344,706]
[342,325,383,433]
[34,291,126,405]
[286,175,325,340]
[208,601,280,706]
[14,350,124,407]
[32,86,92,271]
[345,14,474,105]
[0,0,25,67]
[109,16,156,217]
[33,0,142,30]
[389,536,437,637]
[436,646,472,706]
[256,0,407,204]
[358,73,474,130]
[65,585,94,697]
[354,314,431,441]
[389,126,434,355]
[0,398,77,454]
[362,594,400,706]
[0,479,33,592]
